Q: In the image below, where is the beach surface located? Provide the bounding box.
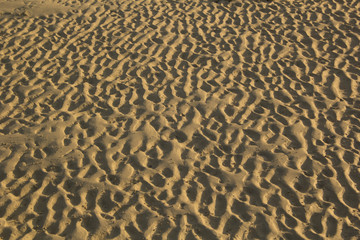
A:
[0,0,359,239]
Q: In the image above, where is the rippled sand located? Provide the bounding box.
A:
[0,0,359,239]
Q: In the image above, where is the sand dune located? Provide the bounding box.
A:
[0,0,359,239]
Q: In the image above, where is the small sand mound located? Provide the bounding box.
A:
[0,0,72,17]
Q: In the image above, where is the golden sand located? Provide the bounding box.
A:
[0,0,359,239]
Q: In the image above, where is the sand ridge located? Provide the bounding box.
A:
[0,0,360,239]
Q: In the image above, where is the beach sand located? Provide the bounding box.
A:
[0,0,359,239]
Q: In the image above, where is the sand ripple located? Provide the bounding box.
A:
[0,0,360,239]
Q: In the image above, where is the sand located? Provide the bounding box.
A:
[0,0,359,239]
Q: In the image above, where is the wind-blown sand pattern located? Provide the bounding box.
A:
[0,0,359,238]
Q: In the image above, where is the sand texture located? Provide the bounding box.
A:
[0,0,360,239]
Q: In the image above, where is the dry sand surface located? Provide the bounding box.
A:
[0,0,359,239]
